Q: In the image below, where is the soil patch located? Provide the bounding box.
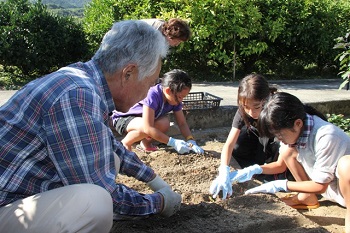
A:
[111,127,345,233]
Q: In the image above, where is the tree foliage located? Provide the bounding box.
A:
[83,0,350,81]
[83,0,116,52]
[40,0,90,8]
[334,31,350,90]
[1,0,350,83]
[0,0,88,81]
[255,0,350,78]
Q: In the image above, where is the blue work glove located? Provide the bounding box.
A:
[229,164,263,183]
[245,179,288,194]
[187,140,204,154]
[209,165,232,199]
[167,137,191,154]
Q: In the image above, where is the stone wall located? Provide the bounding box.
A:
[168,100,350,136]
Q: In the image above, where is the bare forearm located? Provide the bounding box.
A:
[220,144,233,166]
[286,180,328,194]
[261,161,286,174]
[178,123,192,140]
[144,127,170,144]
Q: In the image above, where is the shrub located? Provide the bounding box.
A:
[0,0,88,82]
[334,31,350,90]
[83,0,350,81]
[327,113,350,133]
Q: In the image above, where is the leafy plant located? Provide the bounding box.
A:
[83,0,116,53]
[0,0,88,80]
[83,0,350,81]
[327,113,350,133]
[334,32,350,90]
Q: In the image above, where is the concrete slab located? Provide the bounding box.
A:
[1,79,349,107]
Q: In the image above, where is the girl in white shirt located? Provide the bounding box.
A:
[243,92,350,233]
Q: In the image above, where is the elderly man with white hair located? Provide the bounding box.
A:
[0,20,181,233]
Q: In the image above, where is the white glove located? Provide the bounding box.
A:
[147,175,171,191]
[229,164,263,183]
[167,137,191,154]
[157,187,182,217]
[245,179,288,194]
[187,140,204,154]
[209,165,232,199]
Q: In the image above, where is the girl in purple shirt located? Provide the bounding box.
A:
[112,69,204,154]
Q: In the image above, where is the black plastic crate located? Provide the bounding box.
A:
[182,92,223,110]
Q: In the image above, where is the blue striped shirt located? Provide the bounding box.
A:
[0,60,161,216]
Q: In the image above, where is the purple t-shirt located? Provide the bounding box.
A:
[111,84,183,120]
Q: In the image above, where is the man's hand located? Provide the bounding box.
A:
[167,137,191,154]
[209,165,232,199]
[147,175,171,191]
[245,179,288,194]
[157,187,182,217]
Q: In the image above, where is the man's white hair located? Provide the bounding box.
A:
[93,20,168,80]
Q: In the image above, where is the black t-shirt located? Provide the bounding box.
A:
[231,109,275,155]
[232,109,258,132]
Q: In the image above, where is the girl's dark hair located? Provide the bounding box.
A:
[162,18,191,41]
[238,73,277,127]
[160,69,192,93]
[258,92,327,138]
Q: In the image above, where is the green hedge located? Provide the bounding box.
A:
[84,0,350,81]
[1,0,350,84]
[0,0,88,84]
